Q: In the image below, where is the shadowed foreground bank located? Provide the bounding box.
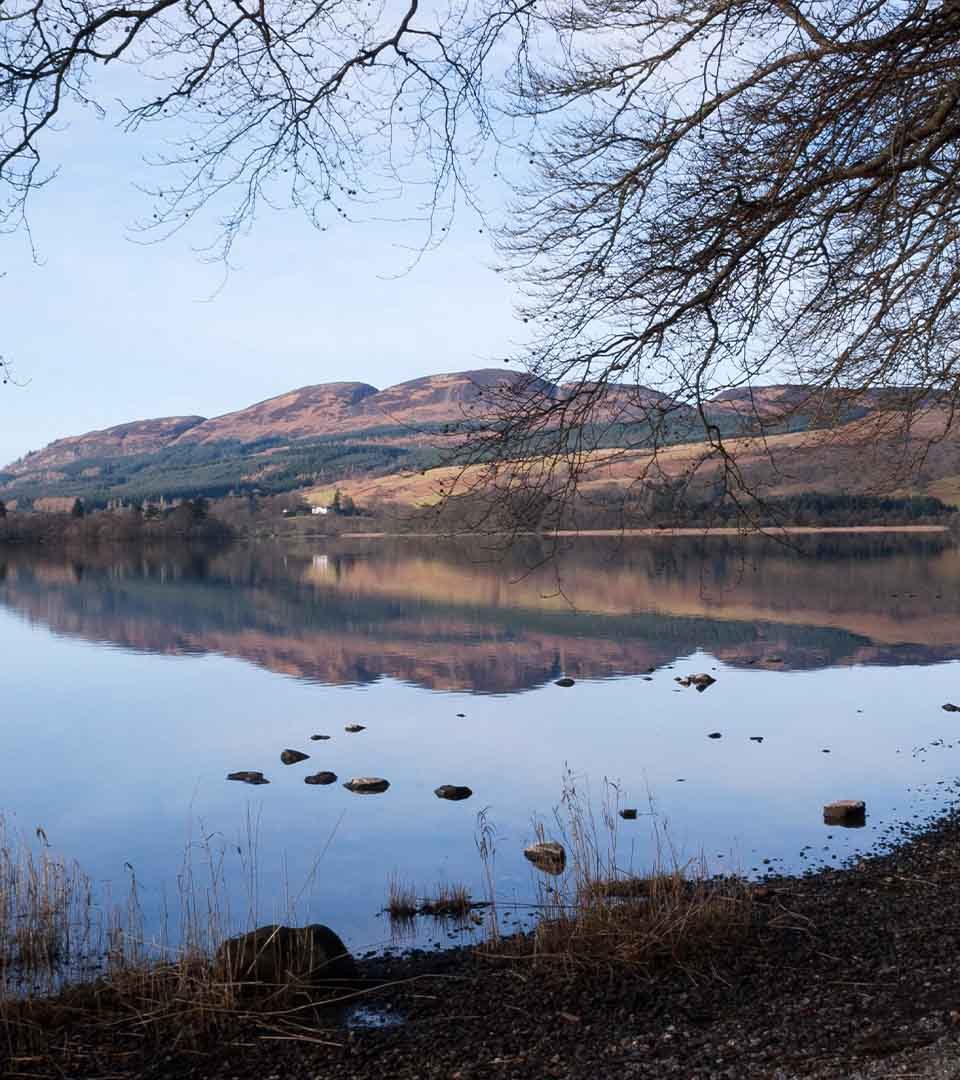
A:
[8,801,960,1080]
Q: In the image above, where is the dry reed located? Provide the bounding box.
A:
[0,812,349,1064]
[482,772,755,973]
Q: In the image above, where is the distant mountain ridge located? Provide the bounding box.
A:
[0,369,918,507]
[4,369,550,477]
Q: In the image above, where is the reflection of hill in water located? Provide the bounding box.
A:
[1,535,959,693]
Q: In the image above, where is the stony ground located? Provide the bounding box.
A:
[12,808,960,1080]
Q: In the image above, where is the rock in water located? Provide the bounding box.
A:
[555,677,575,687]
[707,732,722,739]
[344,724,366,733]
[823,800,866,827]
[749,736,764,743]
[280,749,309,765]
[691,673,716,691]
[215,924,356,989]
[943,703,960,713]
[343,776,390,794]
[524,841,566,875]
[310,734,331,741]
[305,771,338,785]
[434,785,473,801]
[227,770,270,785]
[619,808,638,820]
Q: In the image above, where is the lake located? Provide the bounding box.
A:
[1,532,958,956]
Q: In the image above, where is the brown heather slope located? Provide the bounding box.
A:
[2,369,557,480]
[4,371,949,504]
[5,416,206,475]
[170,381,379,445]
[306,404,960,509]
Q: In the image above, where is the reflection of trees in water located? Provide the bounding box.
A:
[0,535,958,693]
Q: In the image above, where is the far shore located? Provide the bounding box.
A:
[334,523,951,539]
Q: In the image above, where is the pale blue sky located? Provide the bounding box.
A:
[0,89,526,467]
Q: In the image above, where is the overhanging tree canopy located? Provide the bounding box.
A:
[4,0,960,522]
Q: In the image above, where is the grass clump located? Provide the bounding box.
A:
[384,878,476,931]
[386,876,418,923]
[483,773,755,975]
[419,883,472,918]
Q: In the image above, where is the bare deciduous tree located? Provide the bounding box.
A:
[0,0,533,255]
[449,0,960,532]
[5,0,960,530]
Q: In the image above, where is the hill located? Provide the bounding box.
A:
[0,369,672,506]
[1,370,953,513]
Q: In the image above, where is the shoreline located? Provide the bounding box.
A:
[335,523,951,540]
[12,798,960,1079]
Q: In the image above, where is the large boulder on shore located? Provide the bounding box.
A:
[524,841,566,875]
[214,924,356,988]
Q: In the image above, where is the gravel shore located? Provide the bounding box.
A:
[13,805,960,1080]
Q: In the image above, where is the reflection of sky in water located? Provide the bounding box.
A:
[1,538,960,953]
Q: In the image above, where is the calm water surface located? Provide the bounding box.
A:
[2,533,959,953]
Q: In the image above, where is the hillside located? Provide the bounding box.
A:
[0,369,681,506]
[301,406,960,521]
[0,369,950,510]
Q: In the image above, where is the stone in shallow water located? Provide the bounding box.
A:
[215,924,356,988]
[823,800,866,827]
[344,724,366,733]
[434,785,473,801]
[524,841,566,875]
[310,734,331,741]
[943,703,960,713]
[227,770,270,785]
[554,677,575,687]
[344,776,390,794]
[707,732,722,739]
[619,808,638,820]
[280,749,309,765]
[305,771,338,785]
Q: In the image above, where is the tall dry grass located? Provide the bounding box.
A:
[482,772,756,974]
[0,811,356,1064]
